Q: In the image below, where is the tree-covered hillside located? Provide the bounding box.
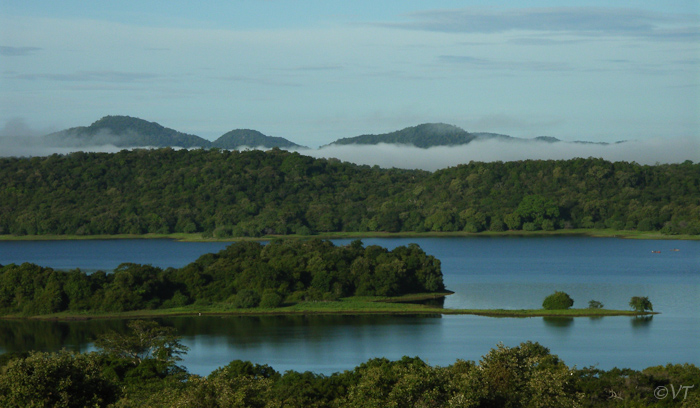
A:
[42,116,304,150]
[212,129,304,149]
[327,123,476,148]
[0,148,698,237]
[44,116,211,148]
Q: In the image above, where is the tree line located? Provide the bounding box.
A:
[1,322,697,407]
[1,148,698,237]
[0,239,445,316]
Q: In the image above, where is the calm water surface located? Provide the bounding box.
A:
[0,236,698,374]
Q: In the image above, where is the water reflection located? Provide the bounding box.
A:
[0,315,443,354]
[0,319,120,353]
[542,317,575,329]
[631,315,654,328]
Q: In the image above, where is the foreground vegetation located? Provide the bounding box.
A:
[0,321,696,407]
[1,149,698,237]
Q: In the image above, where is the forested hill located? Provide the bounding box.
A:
[42,116,303,150]
[327,123,476,148]
[0,148,698,237]
[212,129,305,149]
[44,116,211,148]
[326,123,612,148]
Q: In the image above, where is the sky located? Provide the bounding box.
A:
[1,0,699,150]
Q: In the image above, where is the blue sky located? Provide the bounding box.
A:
[1,1,698,147]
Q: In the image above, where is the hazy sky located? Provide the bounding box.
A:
[1,1,699,148]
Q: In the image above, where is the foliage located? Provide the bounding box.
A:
[0,240,445,316]
[259,290,284,308]
[47,115,209,148]
[588,300,604,309]
[629,296,653,313]
[232,289,261,309]
[0,149,697,237]
[329,122,475,148]
[3,339,695,407]
[0,350,119,408]
[542,291,574,310]
[95,319,189,366]
[212,128,302,149]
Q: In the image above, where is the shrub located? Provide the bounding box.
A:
[523,222,539,231]
[541,219,556,231]
[259,290,283,308]
[588,300,604,309]
[489,217,506,232]
[636,218,654,231]
[542,291,574,310]
[234,290,261,309]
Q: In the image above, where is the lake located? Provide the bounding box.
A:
[0,236,698,375]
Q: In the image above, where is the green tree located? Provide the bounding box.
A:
[95,320,189,366]
[233,289,261,309]
[588,300,604,309]
[516,194,560,228]
[629,296,653,313]
[0,350,119,408]
[475,341,582,408]
[542,291,574,310]
[259,290,283,308]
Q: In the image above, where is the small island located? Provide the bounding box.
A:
[0,240,654,320]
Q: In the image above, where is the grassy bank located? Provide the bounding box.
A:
[0,228,697,241]
[0,293,656,320]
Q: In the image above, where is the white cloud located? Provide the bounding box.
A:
[380,7,700,40]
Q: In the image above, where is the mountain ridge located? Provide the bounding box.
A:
[325,123,476,148]
[212,129,305,149]
[42,115,612,150]
[43,115,303,150]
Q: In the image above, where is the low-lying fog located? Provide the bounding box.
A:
[1,119,697,171]
[303,138,699,171]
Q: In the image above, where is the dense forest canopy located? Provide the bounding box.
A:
[0,148,698,237]
[1,337,698,407]
[0,239,445,315]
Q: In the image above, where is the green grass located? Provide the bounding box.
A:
[2,293,656,321]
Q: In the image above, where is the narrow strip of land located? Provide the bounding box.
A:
[0,228,696,241]
[0,294,657,320]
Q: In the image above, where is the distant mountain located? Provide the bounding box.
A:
[44,115,211,148]
[326,123,476,148]
[470,132,517,142]
[326,124,613,148]
[212,129,305,149]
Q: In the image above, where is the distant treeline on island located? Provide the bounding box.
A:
[0,240,444,315]
[0,148,698,237]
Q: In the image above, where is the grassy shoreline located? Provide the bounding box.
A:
[0,229,697,241]
[0,293,657,321]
